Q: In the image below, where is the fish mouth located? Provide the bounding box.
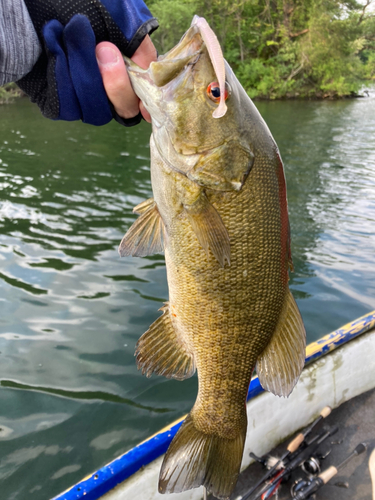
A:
[125,25,203,89]
[124,26,204,124]
[156,24,203,69]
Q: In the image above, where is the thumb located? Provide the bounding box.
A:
[96,42,140,119]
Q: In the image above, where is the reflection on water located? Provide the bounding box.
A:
[0,93,374,499]
[0,380,172,412]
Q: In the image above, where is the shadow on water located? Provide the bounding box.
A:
[0,92,374,499]
[0,380,171,413]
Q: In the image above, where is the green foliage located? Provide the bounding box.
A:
[0,83,22,104]
[359,10,375,80]
[148,0,196,53]
[363,50,375,79]
[147,0,375,98]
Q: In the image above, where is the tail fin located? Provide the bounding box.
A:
[158,413,246,500]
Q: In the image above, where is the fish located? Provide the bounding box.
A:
[119,16,306,500]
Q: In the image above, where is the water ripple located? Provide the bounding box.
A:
[0,272,47,295]
[1,92,375,500]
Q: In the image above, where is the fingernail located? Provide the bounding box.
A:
[96,46,119,67]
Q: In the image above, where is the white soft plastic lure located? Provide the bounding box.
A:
[192,15,227,118]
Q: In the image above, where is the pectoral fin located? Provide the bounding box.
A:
[184,192,230,267]
[133,198,155,215]
[118,199,164,257]
[135,303,196,380]
[256,288,306,397]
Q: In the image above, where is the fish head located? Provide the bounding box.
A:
[125,20,255,192]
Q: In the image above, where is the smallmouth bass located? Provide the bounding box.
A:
[119,16,306,500]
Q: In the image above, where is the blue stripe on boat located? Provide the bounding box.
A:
[53,310,375,500]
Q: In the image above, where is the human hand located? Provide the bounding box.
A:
[96,36,157,124]
[17,0,158,125]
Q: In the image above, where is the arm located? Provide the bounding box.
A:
[0,0,41,85]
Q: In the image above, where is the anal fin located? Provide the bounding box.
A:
[256,288,306,397]
[135,303,195,380]
[184,192,230,268]
[118,198,164,257]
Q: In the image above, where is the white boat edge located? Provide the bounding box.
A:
[54,311,375,500]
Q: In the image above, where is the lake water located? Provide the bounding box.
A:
[0,93,375,499]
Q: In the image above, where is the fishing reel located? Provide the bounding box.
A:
[300,445,331,476]
[291,477,317,499]
[290,443,367,500]
[300,456,321,476]
[249,452,274,468]
[291,448,332,498]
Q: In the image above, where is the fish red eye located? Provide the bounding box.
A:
[207,82,230,103]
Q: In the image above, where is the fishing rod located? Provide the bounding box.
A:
[240,433,327,500]
[291,442,367,499]
[252,426,339,500]
[238,406,332,500]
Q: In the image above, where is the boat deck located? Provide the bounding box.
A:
[211,386,375,500]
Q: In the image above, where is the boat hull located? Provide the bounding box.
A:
[54,311,375,500]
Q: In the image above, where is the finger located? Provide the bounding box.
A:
[132,35,157,69]
[96,41,140,119]
[132,36,157,123]
[140,100,151,123]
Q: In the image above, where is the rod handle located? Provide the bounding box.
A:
[287,433,304,453]
[320,406,332,418]
[319,465,338,484]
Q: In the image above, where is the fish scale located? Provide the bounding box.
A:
[152,144,285,438]
[119,16,306,500]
